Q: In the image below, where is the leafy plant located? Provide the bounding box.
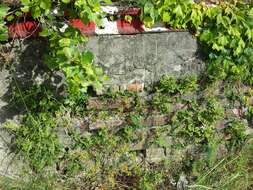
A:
[4,114,61,172]
[152,93,173,113]
[0,4,9,41]
[45,28,108,95]
[224,119,247,146]
[173,98,224,143]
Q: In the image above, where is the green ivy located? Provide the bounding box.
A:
[139,0,253,84]
[1,0,111,95]
[45,27,108,95]
[0,4,9,41]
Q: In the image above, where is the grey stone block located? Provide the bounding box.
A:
[145,147,166,163]
[87,32,204,87]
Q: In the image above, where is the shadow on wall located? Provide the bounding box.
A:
[0,38,64,124]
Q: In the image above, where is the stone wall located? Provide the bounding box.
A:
[0,31,204,123]
[0,31,204,178]
[87,32,204,91]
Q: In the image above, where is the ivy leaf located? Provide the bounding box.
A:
[234,39,245,56]
[212,43,223,51]
[61,0,70,4]
[40,0,51,10]
[63,47,73,59]
[15,11,23,17]
[95,67,103,76]
[32,7,42,18]
[21,0,30,5]
[246,29,253,40]
[85,65,95,76]
[143,16,154,28]
[144,2,154,15]
[59,38,71,47]
[81,51,94,65]
[199,29,213,42]
[173,5,183,17]
[0,33,8,41]
[124,15,132,23]
[7,15,14,21]
[218,35,228,46]
[21,6,30,13]
[39,29,50,37]
[162,12,170,22]
[216,13,223,26]
[0,4,10,18]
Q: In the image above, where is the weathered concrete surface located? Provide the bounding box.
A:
[0,39,50,123]
[0,69,11,124]
[0,39,50,178]
[0,129,24,178]
[87,32,204,89]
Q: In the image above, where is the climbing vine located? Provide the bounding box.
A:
[1,0,111,95]
[139,0,253,83]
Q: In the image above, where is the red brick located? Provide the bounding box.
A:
[126,82,144,92]
[8,21,41,38]
[117,18,144,34]
[69,19,96,35]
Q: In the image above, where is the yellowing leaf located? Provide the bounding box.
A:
[173,5,183,17]
[163,12,170,22]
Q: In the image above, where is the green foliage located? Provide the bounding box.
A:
[139,0,253,84]
[158,75,198,94]
[158,76,178,94]
[45,28,108,95]
[2,0,111,95]
[12,84,60,113]
[139,0,194,28]
[199,2,253,83]
[20,0,52,18]
[173,98,224,143]
[190,139,253,190]
[152,93,173,113]
[1,0,253,189]
[138,170,164,190]
[4,114,61,172]
[0,4,9,41]
[224,119,247,146]
[0,174,59,190]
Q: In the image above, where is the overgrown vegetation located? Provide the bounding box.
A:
[139,0,253,84]
[0,0,253,189]
[1,76,252,189]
